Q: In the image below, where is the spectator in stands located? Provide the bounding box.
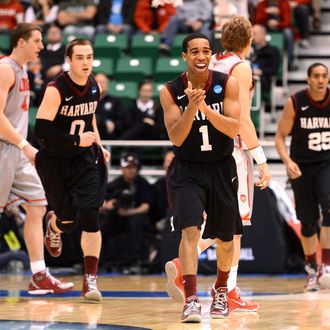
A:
[251,24,280,101]
[134,0,176,34]
[158,0,213,55]
[57,0,97,40]
[94,72,126,140]
[24,0,59,29]
[96,0,136,37]
[0,0,24,31]
[254,0,295,71]
[39,25,65,83]
[212,0,250,53]
[120,79,167,140]
[0,207,29,272]
[289,0,312,48]
[311,0,321,30]
[27,58,44,106]
[100,153,154,273]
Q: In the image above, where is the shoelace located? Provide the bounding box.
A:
[48,224,61,248]
[184,301,200,314]
[85,274,97,290]
[213,292,227,311]
[45,268,73,289]
[45,268,61,285]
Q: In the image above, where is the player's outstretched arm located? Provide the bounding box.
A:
[232,62,271,188]
[275,97,302,179]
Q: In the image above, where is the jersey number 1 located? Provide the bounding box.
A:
[199,125,212,151]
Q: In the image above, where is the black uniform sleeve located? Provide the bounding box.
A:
[35,118,80,148]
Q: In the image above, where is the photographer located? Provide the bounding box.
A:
[100,153,154,273]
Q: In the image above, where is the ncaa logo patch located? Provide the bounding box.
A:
[91,86,97,94]
[213,85,222,94]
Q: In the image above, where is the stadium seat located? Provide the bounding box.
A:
[153,81,167,102]
[94,34,128,60]
[63,33,94,44]
[251,77,261,132]
[266,32,288,118]
[114,57,153,82]
[170,34,185,57]
[0,32,11,54]
[109,81,138,107]
[154,57,186,82]
[28,106,38,130]
[267,32,287,84]
[93,58,114,77]
[131,34,160,66]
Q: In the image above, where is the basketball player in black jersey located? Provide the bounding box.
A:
[160,33,242,322]
[34,39,110,302]
[276,63,330,292]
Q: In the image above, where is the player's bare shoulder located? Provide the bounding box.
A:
[0,62,15,87]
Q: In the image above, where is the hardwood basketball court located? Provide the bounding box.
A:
[0,272,329,329]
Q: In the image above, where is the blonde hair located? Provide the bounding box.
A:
[221,16,252,53]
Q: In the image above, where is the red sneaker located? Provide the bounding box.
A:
[28,268,74,294]
[82,274,102,303]
[44,211,62,257]
[210,286,229,319]
[181,295,201,323]
[165,258,185,305]
[227,287,258,312]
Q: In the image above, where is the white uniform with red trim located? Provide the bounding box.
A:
[0,57,46,212]
[209,53,255,225]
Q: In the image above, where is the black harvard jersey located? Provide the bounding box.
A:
[290,88,330,163]
[45,72,100,157]
[166,70,233,162]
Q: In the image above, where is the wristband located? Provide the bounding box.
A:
[249,145,267,165]
[17,139,29,149]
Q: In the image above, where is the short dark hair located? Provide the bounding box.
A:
[65,39,93,59]
[182,33,211,53]
[12,23,42,48]
[307,62,329,76]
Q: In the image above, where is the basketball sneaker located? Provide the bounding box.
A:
[82,274,102,303]
[210,286,258,312]
[318,263,330,289]
[44,211,62,257]
[28,268,74,294]
[165,258,185,305]
[227,287,258,312]
[210,286,229,319]
[304,263,320,292]
[181,295,201,323]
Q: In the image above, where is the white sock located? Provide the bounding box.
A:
[30,260,46,274]
[227,265,238,292]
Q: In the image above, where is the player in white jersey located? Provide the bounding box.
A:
[0,23,73,294]
[165,16,271,313]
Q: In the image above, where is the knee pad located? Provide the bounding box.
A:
[56,218,77,233]
[301,223,317,237]
[78,208,100,232]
